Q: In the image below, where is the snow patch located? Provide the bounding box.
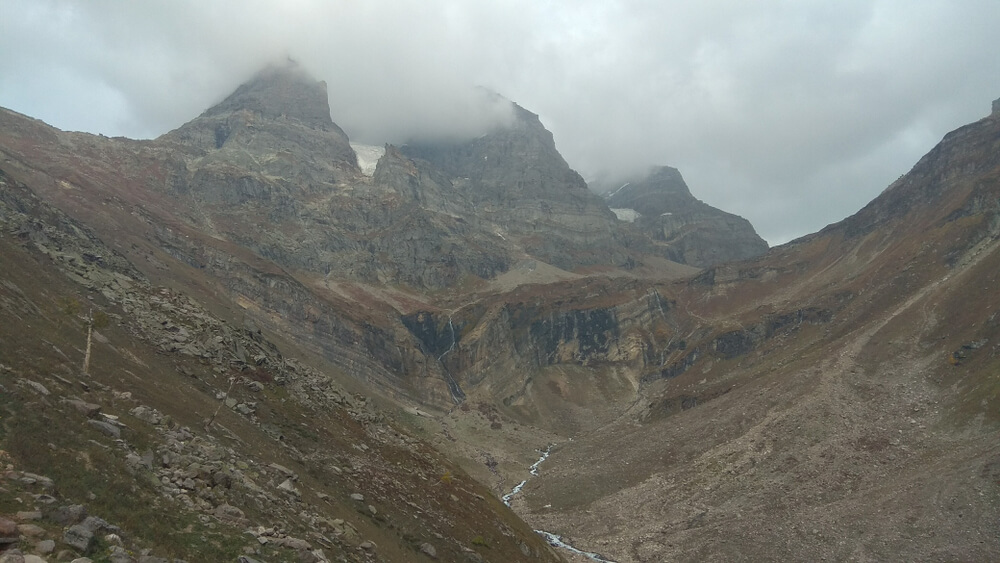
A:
[611,208,641,222]
[607,182,631,198]
[350,143,386,176]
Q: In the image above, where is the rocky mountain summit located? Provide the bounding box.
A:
[600,166,768,267]
[400,102,629,271]
[163,61,359,184]
[1,62,997,562]
[0,62,756,406]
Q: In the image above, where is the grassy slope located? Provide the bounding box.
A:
[0,179,564,562]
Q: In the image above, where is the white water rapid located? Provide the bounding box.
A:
[502,445,617,563]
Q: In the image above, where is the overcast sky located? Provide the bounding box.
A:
[2,0,998,244]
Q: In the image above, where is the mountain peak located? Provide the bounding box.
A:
[203,60,334,129]
[161,59,358,186]
[605,165,695,217]
[603,165,769,266]
[645,165,694,198]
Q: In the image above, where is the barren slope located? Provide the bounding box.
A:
[0,171,565,562]
[510,105,1000,562]
[2,63,997,563]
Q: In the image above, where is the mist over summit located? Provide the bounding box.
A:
[350,85,519,147]
[0,25,999,563]
[5,1,998,246]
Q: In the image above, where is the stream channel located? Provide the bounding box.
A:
[502,445,617,563]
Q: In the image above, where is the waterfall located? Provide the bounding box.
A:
[436,315,464,402]
[649,289,668,321]
[437,316,456,361]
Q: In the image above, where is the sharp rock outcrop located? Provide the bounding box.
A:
[400,101,633,271]
[601,165,769,267]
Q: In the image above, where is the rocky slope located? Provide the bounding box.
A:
[511,103,1000,561]
[600,166,769,267]
[2,61,996,563]
[0,169,564,563]
[0,62,754,562]
[0,62,719,410]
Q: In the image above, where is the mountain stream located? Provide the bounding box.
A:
[503,445,617,563]
[436,316,465,402]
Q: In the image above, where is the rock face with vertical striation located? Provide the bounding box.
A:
[401,101,632,271]
[161,61,359,200]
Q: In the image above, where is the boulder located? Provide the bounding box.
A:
[22,379,49,396]
[45,504,86,526]
[64,399,101,418]
[18,473,54,489]
[128,406,162,425]
[16,524,43,537]
[35,539,55,554]
[14,511,41,521]
[277,536,310,550]
[86,420,120,439]
[0,517,19,546]
[107,546,134,563]
[62,524,93,552]
[63,516,114,552]
[212,504,246,525]
[419,542,437,558]
[276,479,299,496]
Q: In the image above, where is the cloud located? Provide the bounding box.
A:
[1,0,998,244]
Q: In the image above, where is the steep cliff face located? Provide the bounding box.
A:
[0,64,769,296]
[157,65,524,291]
[401,103,633,270]
[161,61,359,190]
[602,166,769,267]
[0,65,768,415]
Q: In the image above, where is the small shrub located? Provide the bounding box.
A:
[59,296,81,317]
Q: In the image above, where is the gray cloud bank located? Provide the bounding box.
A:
[2,0,998,244]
